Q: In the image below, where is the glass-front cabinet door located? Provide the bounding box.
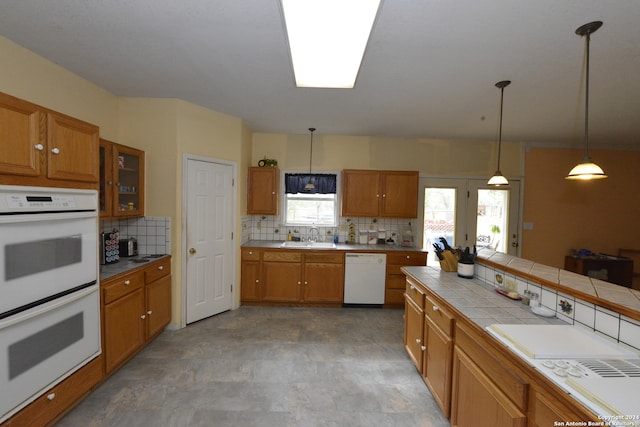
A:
[99,139,145,218]
[113,144,144,217]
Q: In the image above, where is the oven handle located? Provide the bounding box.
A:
[0,210,97,224]
[0,283,98,328]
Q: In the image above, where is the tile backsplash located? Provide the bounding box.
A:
[244,214,416,245]
[101,216,171,255]
[475,262,640,352]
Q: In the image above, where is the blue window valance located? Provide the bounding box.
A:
[285,173,337,194]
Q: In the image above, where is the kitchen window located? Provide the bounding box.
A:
[283,173,338,226]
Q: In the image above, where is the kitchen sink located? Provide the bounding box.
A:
[280,241,337,249]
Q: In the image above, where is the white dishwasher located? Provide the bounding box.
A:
[343,253,387,306]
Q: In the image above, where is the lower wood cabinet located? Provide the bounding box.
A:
[102,257,172,374]
[404,282,425,369]
[241,249,344,304]
[451,347,526,427]
[386,251,427,306]
[2,355,103,427]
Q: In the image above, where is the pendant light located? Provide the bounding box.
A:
[488,80,511,186]
[304,127,316,190]
[566,21,607,180]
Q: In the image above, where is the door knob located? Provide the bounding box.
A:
[512,242,519,247]
[189,248,196,254]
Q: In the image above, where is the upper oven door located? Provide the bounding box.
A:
[0,211,98,317]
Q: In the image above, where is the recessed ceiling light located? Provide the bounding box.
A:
[281,0,381,88]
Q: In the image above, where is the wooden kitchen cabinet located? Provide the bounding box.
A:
[242,249,344,305]
[241,249,262,302]
[247,167,279,215]
[451,347,526,427]
[341,169,419,218]
[100,139,145,218]
[385,251,427,306]
[423,294,454,418]
[302,252,344,303]
[102,270,146,373]
[0,92,99,189]
[404,280,425,369]
[530,391,584,427]
[101,257,172,374]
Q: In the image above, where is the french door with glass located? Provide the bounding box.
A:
[419,177,521,263]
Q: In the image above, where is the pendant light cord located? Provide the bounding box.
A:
[497,85,505,171]
[583,31,591,160]
[308,127,315,174]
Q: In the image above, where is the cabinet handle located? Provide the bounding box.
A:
[376,194,380,198]
[147,310,153,315]
[158,266,164,270]
[421,345,426,351]
[35,143,44,151]
[51,147,60,154]
[249,251,253,255]
[47,393,56,401]
[141,314,146,319]
[416,338,421,344]
[297,281,301,285]
[410,285,415,290]
[255,279,259,283]
[304,281,308,285]
[124,279,130,285]
[432,305,439,312]
[382,194,386,198]
[272,191,276,195]
[406,255,410,259]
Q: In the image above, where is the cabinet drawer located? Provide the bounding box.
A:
[405,279,425,309]
[263,251,302,262]
[102,270,144,304]
[242,249,260,261]
[425,294,454,336]
[145,258,171,283]
[3,355,103,427]
[304,252,343,264]
[387,252,427,266]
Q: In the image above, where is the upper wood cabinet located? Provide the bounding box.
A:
[341,169,419,218]
[0,92,99,188]
[247,167,279,215]
[100,139,145,218]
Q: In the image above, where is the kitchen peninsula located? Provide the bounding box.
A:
[401,250,640,427]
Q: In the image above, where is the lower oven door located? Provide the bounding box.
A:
[0,285,101,422]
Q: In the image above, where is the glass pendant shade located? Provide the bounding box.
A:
[487,171,509,186]
[566,158,607,180]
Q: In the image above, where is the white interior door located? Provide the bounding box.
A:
[185,158,233,324]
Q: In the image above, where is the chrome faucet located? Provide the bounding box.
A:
[308,226,322,243]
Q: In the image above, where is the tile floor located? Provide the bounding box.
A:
[57,306,449,427]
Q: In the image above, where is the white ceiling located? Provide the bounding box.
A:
[1,0,639,148]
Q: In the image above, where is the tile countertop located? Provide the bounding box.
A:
[99,254,170,281]
[242,240,428,252]
[400,265,565,329]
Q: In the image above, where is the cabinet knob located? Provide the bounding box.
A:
[406,255,410,259]
[158,266,164,270]
[382,194,386,198]
[107,180,113,185]
[416,338,421,344]
[304,281,308,285]
[432,305,439,312]
[147,310,152,315]
[410,285,415,290]
[35,143,44,151]
[421,345,426,351]
[189,248,196,254]
[255,279,259,283]
[124,279,130,285]
[272,191,276,195]
[141,314,146,319]
[297,281,301,285]
[47,392,56,401]
[249,251,253,255]
[51,147,60,154]
[376,194,380,198]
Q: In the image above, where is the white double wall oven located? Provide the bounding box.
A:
[0,185,101,422]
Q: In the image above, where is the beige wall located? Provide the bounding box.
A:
[522,147,640,268]
[0,36,119,139]
[252,132,523,177]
